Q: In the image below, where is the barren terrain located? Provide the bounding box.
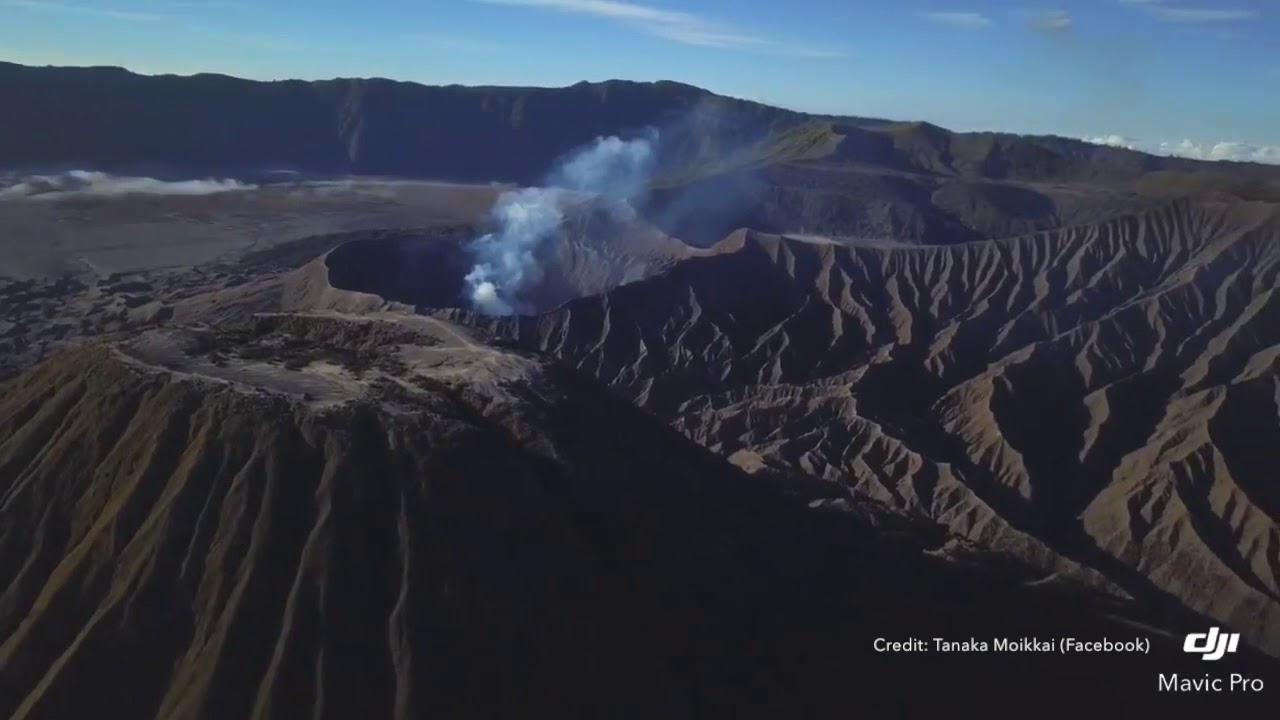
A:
[1,65,1278,717]
[461,197,1280,657]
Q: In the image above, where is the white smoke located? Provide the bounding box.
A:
[0,170,254,200]
[548,129,659,197]
[464,187,564,315]
[463,129,659,315]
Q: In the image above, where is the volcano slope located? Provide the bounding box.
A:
[6,313,1272,719]
[456,196,1280,659]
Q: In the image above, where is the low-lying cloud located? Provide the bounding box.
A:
[1086,135,1280,165]
[473,0,845,58]
[0,170,255,199]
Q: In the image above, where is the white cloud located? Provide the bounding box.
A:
[1087,134,1139,148]
[1025,9,1072,32]
[0,0,165,22]
[3,1,299,50]
[1161,140,1280,164]
[473,0,846,57]
[1119,1,1258,23]
[1149,8,1258,22]
[1085,135,1280,165]
[164,1,256,9]
[918,11,992,29]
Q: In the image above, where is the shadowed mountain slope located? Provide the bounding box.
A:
[3,317,1271,719]
[6,62,1278,186]
[0,62,803,184]
[453,197,1280,658]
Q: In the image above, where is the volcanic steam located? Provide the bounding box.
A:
[463,129,659,315]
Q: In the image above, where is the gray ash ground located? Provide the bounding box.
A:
[183,314,434,376]
[0,227,457,381]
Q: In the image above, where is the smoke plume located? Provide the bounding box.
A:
[548,129,659,198]
[463,129,658,315]
[464,188,564,315]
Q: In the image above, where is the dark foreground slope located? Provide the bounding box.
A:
[1,317,1273,719]
[457,197,1280,660]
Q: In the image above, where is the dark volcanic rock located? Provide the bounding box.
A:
[457,198,1280,660]
[0,327,1274,719]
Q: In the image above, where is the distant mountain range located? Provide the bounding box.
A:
[4,61,1280,188]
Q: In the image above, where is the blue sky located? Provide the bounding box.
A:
[2,0,1277,160]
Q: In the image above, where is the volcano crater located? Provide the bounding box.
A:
[322,199,700,315]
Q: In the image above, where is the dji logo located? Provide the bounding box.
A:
[1183,628,1240,661]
